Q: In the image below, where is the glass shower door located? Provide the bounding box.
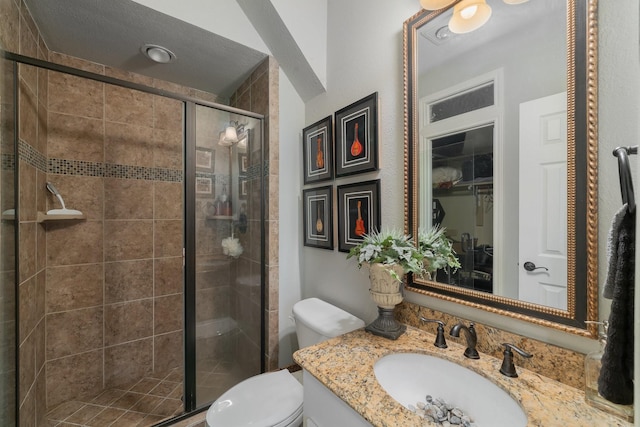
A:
[186,103,263,409]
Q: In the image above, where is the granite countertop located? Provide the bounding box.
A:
[293,326,632,427]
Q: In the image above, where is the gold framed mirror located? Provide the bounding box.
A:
[403,0,598,337]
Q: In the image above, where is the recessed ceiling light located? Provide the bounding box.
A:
[141,44,176,64]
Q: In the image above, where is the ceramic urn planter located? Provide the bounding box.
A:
[365,263,407,340]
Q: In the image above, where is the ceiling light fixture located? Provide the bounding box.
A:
[503,0,529,4]
[140,44,176,64]
[448,0,492,34]
[419,0,456,10]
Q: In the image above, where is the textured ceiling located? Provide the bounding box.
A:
[23,0,269,98]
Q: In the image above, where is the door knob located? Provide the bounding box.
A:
[523,261,548,272]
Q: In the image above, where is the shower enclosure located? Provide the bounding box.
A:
[3,49,266,426]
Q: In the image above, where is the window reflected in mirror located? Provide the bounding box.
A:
[429,125,494,294]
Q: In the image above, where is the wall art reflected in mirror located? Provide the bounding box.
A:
[403,0,599,337]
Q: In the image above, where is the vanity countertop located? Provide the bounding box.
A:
[293,326,632,427]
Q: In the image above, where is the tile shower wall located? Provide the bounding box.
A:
[230,56,280,371]
[39,52,189,409]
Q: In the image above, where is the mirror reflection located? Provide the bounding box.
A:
[416,0,567,308]
[404,0,598,335]
[429,125,495,293]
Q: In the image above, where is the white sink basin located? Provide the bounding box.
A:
[374,353,527,427]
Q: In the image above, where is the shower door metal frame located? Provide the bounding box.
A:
[3,55,20,427]
[2,49,267,423]
[183,101,266,414]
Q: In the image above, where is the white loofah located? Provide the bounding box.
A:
[222,236,243,258]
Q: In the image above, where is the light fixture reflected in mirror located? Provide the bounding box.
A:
[224,125,238,143]
[218,131,232,147]
[503,0,529,4]
[420,0,456,10]
[237,134,247,149]
[448,0,492,34]
[218,121,248,147]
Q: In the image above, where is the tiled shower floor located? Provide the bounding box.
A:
[46,368,184,427]
[45,360,253,427]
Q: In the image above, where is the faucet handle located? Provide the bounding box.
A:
[419,317,447,348]
[463,323,479,359]
[499,343,533,378]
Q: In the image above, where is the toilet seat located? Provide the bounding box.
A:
[206,369,303,427]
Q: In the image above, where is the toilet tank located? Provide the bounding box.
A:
[292,298,365,348]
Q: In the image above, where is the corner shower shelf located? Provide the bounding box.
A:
[1,210,15,221]
[206,215,234,220]
[37,212,86,223]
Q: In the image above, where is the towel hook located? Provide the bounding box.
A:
[613,146,637,214]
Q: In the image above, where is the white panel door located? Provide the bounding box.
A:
[518,92,567,309]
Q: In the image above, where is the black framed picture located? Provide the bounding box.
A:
[195,176,213,195]
[335,92,378,177]
[238,152,248,174]
[303,185,334,250]
[196,147,214,172]
[302,116,333,184]
[238,176,247,199]
[337,179,380,252]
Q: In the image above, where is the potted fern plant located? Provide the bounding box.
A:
[347,228,424,339]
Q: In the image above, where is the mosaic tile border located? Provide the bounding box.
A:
[18,141,268,183]
[246,163,265,180]
[19,141,183,182]
[2,153,15,171]
[18,140,46,171]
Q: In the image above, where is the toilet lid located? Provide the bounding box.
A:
[293,298,365,338]
[206,370,303,427]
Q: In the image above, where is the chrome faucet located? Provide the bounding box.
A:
[449,322,479,359]
[420,317,447,348]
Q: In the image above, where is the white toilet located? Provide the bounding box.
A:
[205,298,365,427]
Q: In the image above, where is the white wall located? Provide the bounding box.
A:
[129,0,270,54]
[278,69,305,366]
[292,0,640,355]
[272,0,327,88]
[301,0,419,323]
[598,1,640,419]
